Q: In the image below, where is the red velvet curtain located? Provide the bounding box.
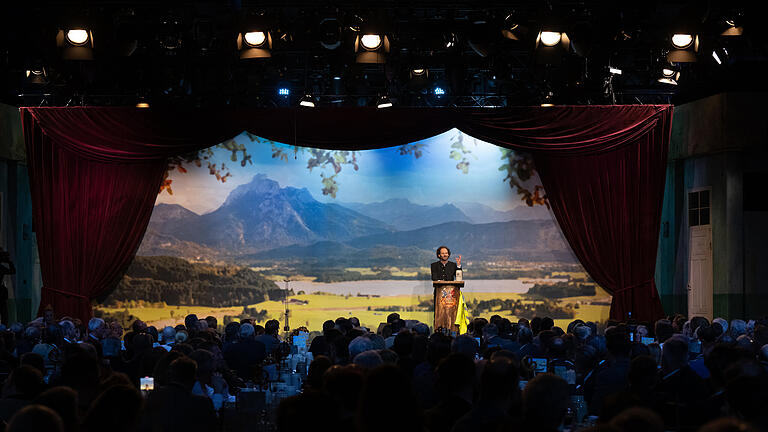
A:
[21,105,671,323]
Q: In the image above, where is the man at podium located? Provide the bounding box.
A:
[430,246,461,281]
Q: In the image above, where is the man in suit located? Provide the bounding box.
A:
[430,246,461,281]
[141,356,218,432]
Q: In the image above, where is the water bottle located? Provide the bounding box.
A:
[455,268,463,281]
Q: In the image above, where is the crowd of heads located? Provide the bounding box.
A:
[0,309,767,432]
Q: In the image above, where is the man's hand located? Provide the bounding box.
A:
[457,255,462,267]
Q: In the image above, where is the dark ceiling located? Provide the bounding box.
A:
[1,0,764,108]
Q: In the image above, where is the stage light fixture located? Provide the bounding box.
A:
[671,34,693,49]
[667,33,698,62]
[66,29,89,45]
[299,94,316,107]
[712,50,722,65]
[443,33,458,49]
[433,86,445,96]
[136,99,150,108]
[539,31,562,47]
[657,67,680,85]
[238,27,272,59]
[412,68,426,76]
[318,17,342,50]
[609,66,622,75]
[501,14,527,41]
[57,27,94,60]
[721,19,744,36]
[355,32,389,64]
[376,95,393,109]
[25,68,48,85]
[360,34,382,50]
[278,87,290,96]
[244,31,267,47]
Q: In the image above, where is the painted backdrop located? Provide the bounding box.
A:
[96,129,611,331]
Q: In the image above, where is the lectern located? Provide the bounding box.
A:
[433,280,465,331]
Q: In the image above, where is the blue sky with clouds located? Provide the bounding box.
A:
[156,129,541,215]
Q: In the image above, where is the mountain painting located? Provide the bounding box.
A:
[97,130,611,331]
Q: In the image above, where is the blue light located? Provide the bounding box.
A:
[434,86,445,96]
[278,88,290,96]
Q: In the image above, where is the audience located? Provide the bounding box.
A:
[0,309,766,432]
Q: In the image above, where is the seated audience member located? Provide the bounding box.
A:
[255,319,281,355]
[141,356,217,432]
[352,350,383,370]
[323,365,365,432]
[653,335,710,430]
[81,384,143,432]
[308,320,335,357]
[348,336,374,360]
[451,334,479,359]
[654,319,674,344]
[34,386,79,432]
[189,349,229,410]
[0,365,45,423]
[453,358,520,432]
[223,323,266,380]
[276,390,341,432]
[424,353,476,432]
[517,326,542,359]
[357,365,422,432]
[6,404,65,432]
[584,326,631,415]
[521,373,570,431]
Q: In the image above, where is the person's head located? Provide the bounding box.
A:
[205,316,217,331]
[523,374,570,430]
[436,352,476,398]
[479,357,519,402]
[161,326,176,344]
[628,355,659,393]
[609,407,664,432]
[451,334,478,359]
[20,352,46,376]
[730,319,747,338]
[4,365,45,399]
[349,336,375,359]
[386,313,400,324]
[59,320,76,341]
[6,405,64,432]
[436,245,451,262]
[82,385,143,432]
[547,336,568,359]
[264,319,280,336]
[518,326,533,344]
[357,365,421,432]
[168,356,198,390]
[605,326,631,358]
[713,317,729,334]
[353,350,383,370]
[87,317,106,339]
[654,319,674,343]
[34,386,78,432]
[321,320,335,334]
[393,330,414,358]
[239,323,255,340]
[661,335,689,372]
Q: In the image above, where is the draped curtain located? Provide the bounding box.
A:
[21,105,672,323]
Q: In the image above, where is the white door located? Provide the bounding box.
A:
[688,189,713,320]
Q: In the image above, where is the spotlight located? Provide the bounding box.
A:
[412,68,426,76]
[539,31,562,47]
[671,34,693,49]
[433,86,445,96]
[299,94,316,107]
[657,67,680,85]
[360,34,382,50]
[238,29,272,59]
[535,28,570,64]
[318,17,342,50]
[376,95,392,109]
[667,33,698,62]
[66,29,89,45]
[243,31,267,47]
[136,98,150,108]
[609,66,622,75]
[355,32,389,64]
[278,87,290,96]
[712,50,722,65]
[24,68,48,85]
[56,27,94,60]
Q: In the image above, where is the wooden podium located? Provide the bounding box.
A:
[433,281,464,331]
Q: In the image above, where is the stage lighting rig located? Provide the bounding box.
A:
[56,26,94,60]
[376,95,392,108]
[299,94,316,107]
[667,33,699,63]
[355,31,389,64]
